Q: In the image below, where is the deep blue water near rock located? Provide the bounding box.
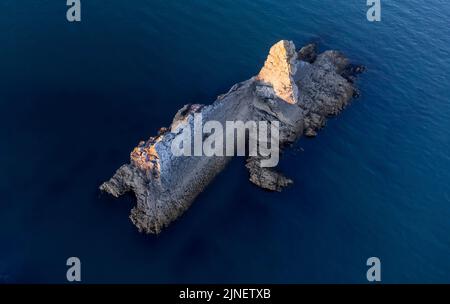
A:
[1,0,449,283]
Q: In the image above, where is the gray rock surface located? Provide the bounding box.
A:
[100,40,363,234]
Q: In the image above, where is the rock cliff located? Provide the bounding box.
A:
[100,40,364,234]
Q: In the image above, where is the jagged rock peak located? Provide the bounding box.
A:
[257,40,299,104]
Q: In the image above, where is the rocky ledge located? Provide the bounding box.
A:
[100,40,364,234]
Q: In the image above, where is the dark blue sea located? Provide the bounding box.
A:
[1,0,449,283]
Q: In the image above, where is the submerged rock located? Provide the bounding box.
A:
[100,40,363,234]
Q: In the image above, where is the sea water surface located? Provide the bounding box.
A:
[0,0,449,283]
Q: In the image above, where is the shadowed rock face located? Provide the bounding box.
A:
[100,40,364,234]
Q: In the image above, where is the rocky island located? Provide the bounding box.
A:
[100,40,364,234]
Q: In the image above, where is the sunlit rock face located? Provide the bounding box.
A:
[131,140,161,176]
[100,40,364,234]
[257,40,299,104]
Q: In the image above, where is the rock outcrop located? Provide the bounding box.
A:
[257,40,299,104]
[100,40,364,234]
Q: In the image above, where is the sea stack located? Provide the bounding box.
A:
[100,40,364,234]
